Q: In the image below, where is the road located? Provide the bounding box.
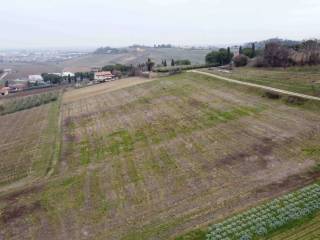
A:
[189,70,320,102]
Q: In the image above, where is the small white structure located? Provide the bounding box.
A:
[28,75,44,83]
[62,72,75,78]
[94,71,114,82]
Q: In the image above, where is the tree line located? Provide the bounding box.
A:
[205,39,320,68]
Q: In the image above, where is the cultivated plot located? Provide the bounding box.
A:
[0,101,60,187]
[0,73,320,240]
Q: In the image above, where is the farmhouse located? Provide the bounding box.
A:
[94,71,114,82]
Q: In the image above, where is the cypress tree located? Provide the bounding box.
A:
[252,43,256,58]
[239,46,243,54]
[171,59,175,66]
[227,47,231,63]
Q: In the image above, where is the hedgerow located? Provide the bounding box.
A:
[0,91,59,115]
[206,184,320,240]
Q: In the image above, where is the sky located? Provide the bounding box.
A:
[0,0,320,49]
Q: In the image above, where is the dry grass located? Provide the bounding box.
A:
[0,72,320,240]
[63,77,155,103]
[0,101,60,187]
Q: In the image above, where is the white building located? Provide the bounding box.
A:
[62,72,75,78]
[28,75,44,83]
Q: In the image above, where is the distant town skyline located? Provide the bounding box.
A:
[1,0,320,49]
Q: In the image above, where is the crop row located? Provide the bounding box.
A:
[207,184,320,240]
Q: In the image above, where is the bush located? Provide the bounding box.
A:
[206,48,234,66]
[286,96,307,105]
[250,56,265,67]
[233,54,248,67]
[263,91,282,99]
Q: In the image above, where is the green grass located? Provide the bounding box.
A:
[204,66,320,97]
[32,97,62,177]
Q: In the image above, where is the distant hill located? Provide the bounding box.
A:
[244,38,301,49]
[94,46,129,54]
[60,47,212,72]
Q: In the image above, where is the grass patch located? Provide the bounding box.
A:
[175,229,207,240]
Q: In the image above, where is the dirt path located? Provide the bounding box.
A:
[189,70,320,101]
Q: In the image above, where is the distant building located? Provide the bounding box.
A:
[94,71,114,82]
[50,73,62,77]
[28,75,44,83]
[9,83,27,92]
[62,72,75,78]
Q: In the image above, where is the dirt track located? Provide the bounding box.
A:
[190,70,320,101]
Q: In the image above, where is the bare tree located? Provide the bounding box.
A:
[263,42,289,67]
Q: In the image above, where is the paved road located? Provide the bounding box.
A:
[189,70,320,102]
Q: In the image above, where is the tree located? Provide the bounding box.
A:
[252,43,256,58]
[301,39,320,65]
[242,48,253,58]
[41,73,63,84]
[171,59,175,66]
[146,58,155,71]
[239,46,243,54]
[263,42,289,67]
[227,47,231,62]
[163,60,167,67]
[205,48,234,66]
[67,74,71,84]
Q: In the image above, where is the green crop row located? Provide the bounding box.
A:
[207,184,320,240]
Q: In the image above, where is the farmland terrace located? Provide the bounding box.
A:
[0,72,319,240]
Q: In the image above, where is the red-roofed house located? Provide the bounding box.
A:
[94,71,114,82]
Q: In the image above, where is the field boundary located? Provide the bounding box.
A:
[189,70,320,102]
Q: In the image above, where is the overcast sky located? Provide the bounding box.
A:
[1,0,320,49]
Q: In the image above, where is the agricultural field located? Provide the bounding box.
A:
[0,98,61,187]
[0,72,320,240]
[204,66,320,97]
[206,184,320,240]
[63,77,155,103]
[268,212,320,240]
